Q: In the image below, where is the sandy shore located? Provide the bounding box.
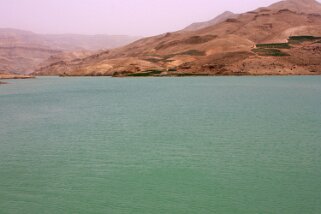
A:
[0,73,35,80]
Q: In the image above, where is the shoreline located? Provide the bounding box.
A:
[0,74,35,80]
[36,73,321,78]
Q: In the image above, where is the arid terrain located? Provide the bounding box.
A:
[0,72,34,80]
[33,0,321,77]
[0,29,140,74]
[5,0,321,77]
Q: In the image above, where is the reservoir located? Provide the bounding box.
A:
[1,76,321,213]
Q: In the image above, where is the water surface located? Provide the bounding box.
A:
[1,77,321,213]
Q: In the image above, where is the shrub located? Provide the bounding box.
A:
[288,36,321,44]
[145,58,163,63]
[256,43,291,49]
[180,50,205,56]
[252,48,290,56]
[128,70,163,77]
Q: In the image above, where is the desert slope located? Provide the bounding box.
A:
[35,0,321,77]
[0,29,140,74]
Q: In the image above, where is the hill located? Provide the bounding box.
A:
[35,0,321,76]
[0,29,140,74]
[183,11,238,31]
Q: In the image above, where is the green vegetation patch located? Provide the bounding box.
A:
[128,70,163,77]
[256,43,291,49]
[180,50,205,56]
[253,40,293,56]
[144,50,204,63]
[144,58,163,63]
[288,36,321,44]
[252,48,290,56]
[184,35,217,44]
[176,73,210,77]
[144,58,173,63]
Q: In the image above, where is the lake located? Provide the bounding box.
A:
[0,76,321,213]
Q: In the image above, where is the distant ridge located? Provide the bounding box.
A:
[183,11,238,31]
[0,28,141,74]
[0,28,141,51]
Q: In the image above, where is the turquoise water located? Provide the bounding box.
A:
[0,76,321,214]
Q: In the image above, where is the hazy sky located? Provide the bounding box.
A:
[0,0,312,36]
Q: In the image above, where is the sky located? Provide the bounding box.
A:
[0,0,312,36]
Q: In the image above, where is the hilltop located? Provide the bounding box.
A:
[183,11,238,31]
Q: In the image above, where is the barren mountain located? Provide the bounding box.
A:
[183,11,238,31]
[0,29,140,74]
[35,0,321,76]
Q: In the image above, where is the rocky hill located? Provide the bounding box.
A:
[34,0,321,77]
